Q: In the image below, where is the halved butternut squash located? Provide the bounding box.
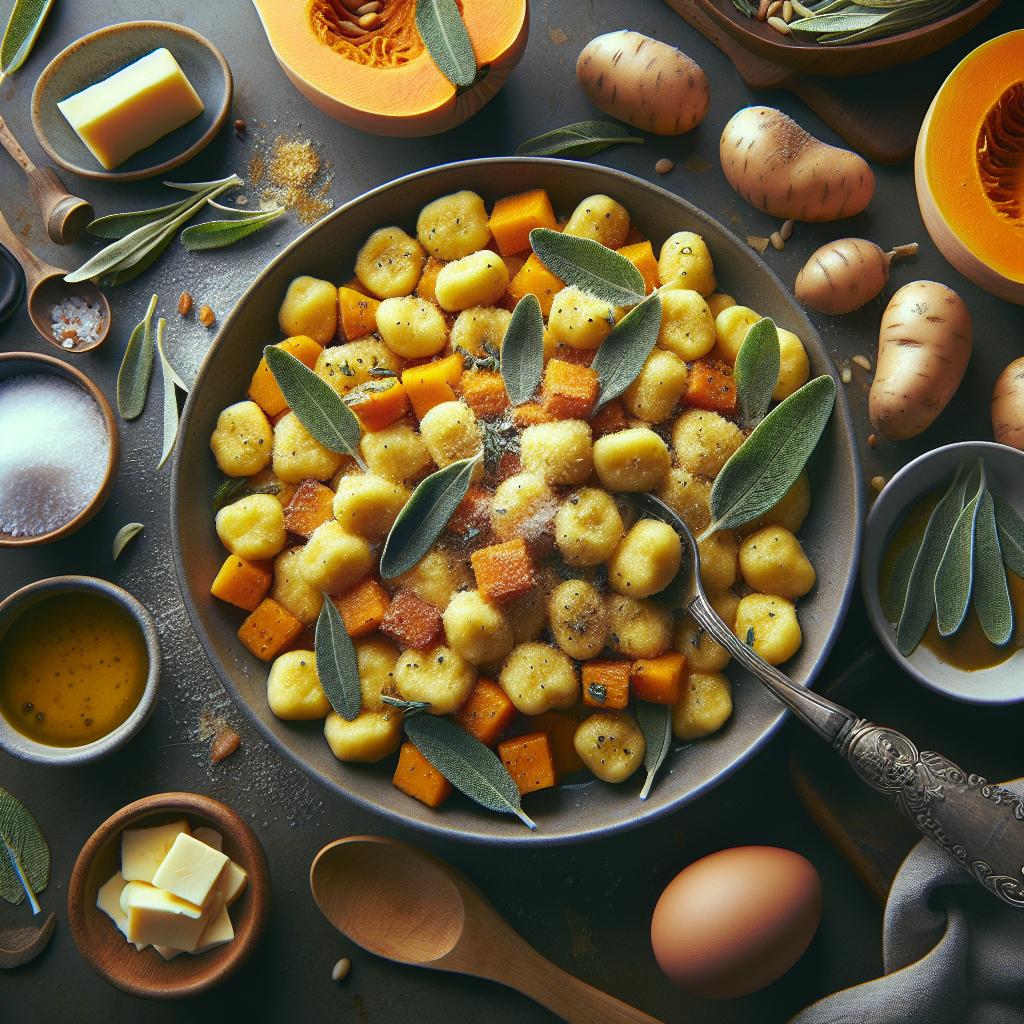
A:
[252,0,529,137]
[916,31,1024,304]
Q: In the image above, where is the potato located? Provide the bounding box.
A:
[376,296,449,358]
[593,427,671,491]
[658,467,712,534]
[747,470,811,534]
[562,194,631,249]
[547,287,615,350]
[361,422,433,483]
[697,530,738,593]
[492,472,556,543]
[548,579,607,659]
[658,231,716,295]
[394,645,476,715]
[672,672,733,740]
[605,594,672,658]
[392,548,471,609]
[210,401,273,477]
[519,420,593,486]
[673,409,744,477]
[355,637,399,711]
[992,356,1024,451]
[706,293,736,317]
[609,520,682,598]
[434,250,509,311]
[773,329,810,401]
[267,650,330,720]
[442,590,515,665]
[795,238,918,315]
[622,348,688,423]
[576,31,709,136]
[324,709,402,763]
[573,712,645,783]
[272,411,346,484]
[332,473,408,543]
[869,280,972,440]
[416,190,491,261]
[739,526,816,598]
[449,306,511,356]
[215,494,286,560]
[720,106,875,222]
[734,594,802,665]
[499,642,579,714]
[272,546,324,625]
[299,521,373,593]
[713,305,760,364]
[278,275,337,344]
[355,226,425,298]
[418,401,482,471]
[673,590,741,673]
[658,289,716,361]
[555,488,624,566]
[316,339,402,398]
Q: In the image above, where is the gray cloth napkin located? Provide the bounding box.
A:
[791,781,1024,1024]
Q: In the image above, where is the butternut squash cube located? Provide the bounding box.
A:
[471,537,535,604]
[380,589,444,650]
[508,254,564,317]
[332,578,391,638]
[542,359,599,420]
[393,741,452,808]
[283,479,336,538]
[210,555,272,612]
[401,353,464,420]
[247,335,323,419]
[237,598,304,661]
[488,189,557,256]
[630,652,687,705]
[454,678,516,747]
[581,660,631,710]
[498,733,556,795]
[338,286,380,342]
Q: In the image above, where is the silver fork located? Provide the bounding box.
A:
[633,492,1024,909]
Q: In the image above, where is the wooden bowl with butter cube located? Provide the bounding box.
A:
[67,792,270,999]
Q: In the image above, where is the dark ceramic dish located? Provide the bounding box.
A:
[171,158,864,845]
[31,21,232,182]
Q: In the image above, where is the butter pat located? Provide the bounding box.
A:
[122,882,218,953]
[193,903,234,955]
[152,832,229,907]
[57,48,204,170]
[121,819,190,884]
[219,860,248,907]
[96,872,131,940]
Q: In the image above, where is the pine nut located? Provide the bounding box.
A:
[654,158,674,175]
[780,218,795,241]
[768,16,791,33]
[198,304,216,328]
[852,354,872,372]
[757,0,770,19]
[770,231,785,251]
[870,475,887,493]
[840,364,852,384]
[332,958,351,982]
[177,291,193,317]
[767,1,782,16]
[783,1,793,21]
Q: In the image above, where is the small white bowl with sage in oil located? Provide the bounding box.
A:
[863,441,1024,704]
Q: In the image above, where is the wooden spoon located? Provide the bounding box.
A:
[310,836,662,1024]
[0,912,56,969]
[0,210,110,354]
[0,117,93,245]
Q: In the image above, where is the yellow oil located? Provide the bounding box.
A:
[0,592,148,747]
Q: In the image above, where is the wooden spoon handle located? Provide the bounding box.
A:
[0,210,49,285]
[0,115,35,174]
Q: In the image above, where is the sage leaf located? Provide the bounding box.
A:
[181,205,285,251]
[881,534,921,623]
[99,229,176,288]
[636,701,673,801]
[315,597,362,722]
[0,787,49,908]
[516,121,644,158]
[530,227,646,306]
[415,0,476,91]
[896,465,972,655]
[380,456,480,579]
[934,471,985,637]
[211,477,280,513]
[116,294,159,421]
[994,495,1024,578]
[0,0,52,82]
[88,199,189,240]
[500,294,544,405]
[591,291,662,410]
[112,522,144,560]
[155,319,180,470]
[703,374,836,538]
[264,346,364,465]
[404,715,536,829]
[972,489,1014,646]
[734,318,781,427]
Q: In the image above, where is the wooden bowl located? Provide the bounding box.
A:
[31,21,232,182]
[0,351,119,547]
[696,0,1002,76]
[67,792,270,999]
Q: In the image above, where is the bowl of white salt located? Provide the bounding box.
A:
[0,351,119,546]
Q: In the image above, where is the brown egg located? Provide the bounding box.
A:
[650,845,822,998]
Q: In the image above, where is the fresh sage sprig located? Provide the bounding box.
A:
[264,347,365,468]
[529,228,646,306]
[591,291,663,410]
[403,714,537,829]
[315,598,362,722]
[181,202,286,252]
[789,0,961,46]
[934,468,985,637]
[380,455,481,579]
[211,477,281,513]
[112,522,144,560]
[155,319,183,469]
[500,295,544,406]
[0,0,52,82]
[636,701,673,801]
[882,534,921,623]
[516,121,644,159]
[995,496,1024,577]
[972,490,1013,647]
[0,787,49,909]
[415,0,477,91]
[116,293,159,421]
[734,318,781,427]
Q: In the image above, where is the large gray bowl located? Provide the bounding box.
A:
[172,158,863,845]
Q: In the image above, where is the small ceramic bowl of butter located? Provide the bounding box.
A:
[31,21,232,182]
[68,792,270,999]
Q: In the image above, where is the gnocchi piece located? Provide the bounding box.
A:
[773,328,810,401]
[673,409,744,478]
[622,348,688,423]
[492,472,556,542]
[449,306,511,356]
[299,521,374,593]
[332,473,409,543]
[416,190,491,261]
[563,194,631,249]
[673,590,741,673]
[697,530,739,594]
[554,488,624,566]
[748,470,811,534]
[657,289,716,361]
[210,401,273,477]
[739,526,816,598]
[592,427,671,492]
[324,709,402,763]
[355,637,400,711]
[519,420,593,486]
[547,287,615,350]
[434,250,509,312]
[361,422,434,483]
[499,642,579,714]
[272,412,346,484]
[573,712,645,783]
[548,580,607,659]
[278,275,337,345]
[442,590,515,665]
[734,594,802,665]
[706,292,736,317]
[672,672,733,740]
[376,296,449,358]
[272,546,324,625]
[215,494,287,560]
[392,549,470,609]
[609,520,682,598]
[418,401,483,470]
[504,589,549,644]
[713,305,760,364]
[267,650,330,720]
[605,594,673,658]
[659,231,716,295]
[316,339,402,398]
[393,645,476,715]
[355,226,425,299]
[658,467,712,534]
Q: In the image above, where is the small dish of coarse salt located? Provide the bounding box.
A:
[50,295,105,350]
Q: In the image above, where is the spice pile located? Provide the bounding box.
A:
[248,134,333,225]
[48,296,105,350]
